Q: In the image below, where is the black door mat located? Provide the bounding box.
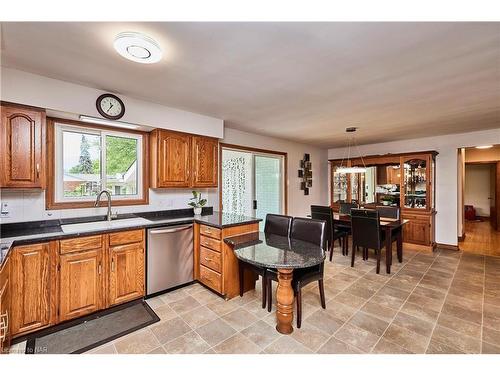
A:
[25,300,159,354]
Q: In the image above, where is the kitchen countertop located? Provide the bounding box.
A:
[224,231,325,269]
[0,208,261,267]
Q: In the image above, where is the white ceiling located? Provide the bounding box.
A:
[1,22,499,148]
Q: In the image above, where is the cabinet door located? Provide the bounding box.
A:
[0,257,10,354]
[0,105,45,188]
[108,243,145,306]
[59,249,103,322]
[10,243,50,336]
[192,136,218,187]
[403,217,430,245]
[157,130,191,187]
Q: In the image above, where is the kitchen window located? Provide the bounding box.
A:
[47,120,148,208]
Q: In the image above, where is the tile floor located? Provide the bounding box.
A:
[9,246,500,354]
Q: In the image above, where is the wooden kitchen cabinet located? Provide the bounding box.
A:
[10,243,51,336]
[0,104,46,189]
[59,245,104,322]
[108,230,145,306]
[0,256,11,354]
[191,136,218,187]
[150,129,192,188]
[150,129,219,188]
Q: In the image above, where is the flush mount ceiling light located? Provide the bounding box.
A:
[113,32,162,64]
[475,145,493,149]
[79,115,140,130]
[335,127,368,174]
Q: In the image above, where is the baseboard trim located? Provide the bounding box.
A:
[458,233,466,242]
[436,243,459,251]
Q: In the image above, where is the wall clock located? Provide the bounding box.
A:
[96,94,125,120]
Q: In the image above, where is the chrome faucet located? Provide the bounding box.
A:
[94,190,116,221]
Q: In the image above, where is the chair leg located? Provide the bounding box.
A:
[338,237,342,248]
[267,278,272,312]
[364,247,368,260]
[329,240,334,261]
[376,249,381,274]
[261,274,267,309]
[345,235,349,256]
[296,286,302,328]
[318,279,326,309]
[351,243,355,267]
[239,262,244,297]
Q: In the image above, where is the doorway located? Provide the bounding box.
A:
[459,145,500,256]
[220,144,287,230]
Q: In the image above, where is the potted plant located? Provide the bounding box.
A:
[188,191,207,215]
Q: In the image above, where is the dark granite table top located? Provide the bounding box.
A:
[0,208,261,267]
[224,232,325,269]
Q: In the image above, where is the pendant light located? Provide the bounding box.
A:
[335,127,367,174]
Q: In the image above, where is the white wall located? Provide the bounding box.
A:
[218,127,329,217]
[0,68,223,138]
[328,128,500,246]
[465,164,492,217]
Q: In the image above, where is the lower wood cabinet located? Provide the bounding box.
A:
[59,247,104,322]
[402,212,434,248]
[108,241,145,306]
[0,256,11,354]
[10,243,51,336]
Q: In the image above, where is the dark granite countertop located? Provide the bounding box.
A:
[0,208,261,267]
[224,232,325,269]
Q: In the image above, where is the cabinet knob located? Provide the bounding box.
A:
[36,163,40,178]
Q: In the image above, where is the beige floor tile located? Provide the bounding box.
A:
[426,338,465,354]
[372,338,411,354]
[290,322,330,351]
[436,313,482,339]
[153,304,178,321]
[317,337,363,354]
[195,318,237,347]
[359,301,398,323]
[348,310,390,336]
[263,336,312,354]
[206,298,241,316]
[146,296,167,309]
[430,325,481,354]
[221,307,259,331]
[304,309,345,335]
[400,301,440,323]
[331,291,368,309]
[213,333,262,354]
[482,341,500,354]
[392,311,435,338]
[150,317,192,345]
[164,331,211,354]
[160,289,189,303]
[483,303,500,329]
[325,300,358,322]
[180,305,219,329]
[85,343,117,354]
[382,324,428,353]
[115,329,161,354]
[334,323,380,352]
[240,320,281,349]
[148,346,167,354]
[190,289,221,305]
[482,326,500,347]
[168,295,202,315]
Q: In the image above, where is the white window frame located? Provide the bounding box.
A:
[54,122,143,203]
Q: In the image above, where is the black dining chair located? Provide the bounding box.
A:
[311,205,347,261]
[337,202,358,255]
[289,217,327,328]
[375,205,400,220]
[350,208,398,274]
[239,213,292,309]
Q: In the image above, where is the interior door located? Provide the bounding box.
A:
[491,162,499,231]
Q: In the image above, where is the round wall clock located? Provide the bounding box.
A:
[96,94,125,120]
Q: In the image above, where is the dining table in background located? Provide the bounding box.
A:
[224,232,325,335]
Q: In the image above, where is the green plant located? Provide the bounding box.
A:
[188,191,207,208]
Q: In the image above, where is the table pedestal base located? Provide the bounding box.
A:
[275,268,294,334]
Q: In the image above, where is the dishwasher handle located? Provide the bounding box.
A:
[149,225,192,235]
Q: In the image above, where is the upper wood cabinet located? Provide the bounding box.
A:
[0,104,46,189]
[192,136,218,187]
[150,129,219,188]
[58,238,104,322]
[10,243,51,336]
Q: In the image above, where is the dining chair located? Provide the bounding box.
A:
[375,205,400,220]
[311,205,347,261]
[337,202,359,255]
[289,217,327,328]
[239,213,292,309]
[350,208,397,274]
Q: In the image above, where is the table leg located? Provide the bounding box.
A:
[397,231,403,263]
[385,228,392,274]
[276,268,294,334]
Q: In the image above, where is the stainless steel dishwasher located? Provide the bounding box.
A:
[146,224,193,296]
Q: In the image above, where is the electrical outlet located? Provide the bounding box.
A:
[1,202,10,218]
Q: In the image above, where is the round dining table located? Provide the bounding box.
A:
[224,232,325,334]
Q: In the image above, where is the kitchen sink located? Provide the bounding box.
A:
[61,217,152,234]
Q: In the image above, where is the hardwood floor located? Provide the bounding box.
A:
[460,220,500,256]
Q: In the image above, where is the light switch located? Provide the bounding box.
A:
[1,202,10,218]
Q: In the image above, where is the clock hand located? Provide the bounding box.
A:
[108,103,114,111]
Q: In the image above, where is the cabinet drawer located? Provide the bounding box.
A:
[109,229,144,246]
[200,246,222,273]
[60,235,102,254]
[199,265,222,293]
[200,225,221,240]
[200,235,221,252]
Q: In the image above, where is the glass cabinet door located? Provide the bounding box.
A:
[332,172,348,203]
[403,157,429,209]
[350,173,360,203]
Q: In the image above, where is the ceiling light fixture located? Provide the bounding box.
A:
[80,115,140,130]
[335,127,367,174]
[475,145,493,149]
[113,32,162,64]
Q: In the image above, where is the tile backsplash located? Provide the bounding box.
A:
[0,188,218,224]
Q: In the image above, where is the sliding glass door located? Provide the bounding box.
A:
[221,147,285,230]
